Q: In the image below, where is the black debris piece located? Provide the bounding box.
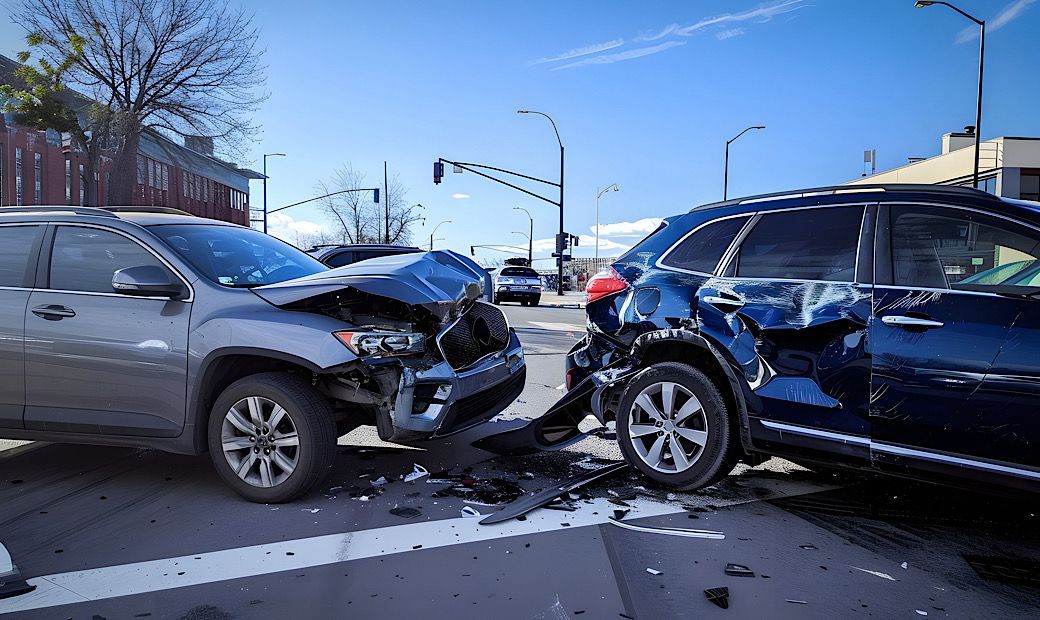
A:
[613,509,629,520]
[389,506,422,519]
[704,587,730,609]
[430,474,525,506]
[480,462,629,525]
[724,563,755,577]
[608,499,632,508]
[544,500,578,512]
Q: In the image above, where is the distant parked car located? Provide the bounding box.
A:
[559,184,1040,494]
[492,266,542,306]
[307,244,423,268]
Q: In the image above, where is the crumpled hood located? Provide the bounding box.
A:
[251,250,488,314]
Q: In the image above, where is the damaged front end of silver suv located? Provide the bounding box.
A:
[252,251,525,443]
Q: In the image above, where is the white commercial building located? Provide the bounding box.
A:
[847,130,1040,202]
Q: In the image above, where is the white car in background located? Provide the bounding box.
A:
[492,266,542,306]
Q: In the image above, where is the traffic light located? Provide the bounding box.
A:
[555,232,567,253]
[372,188,380,203]
[433,161,444,184]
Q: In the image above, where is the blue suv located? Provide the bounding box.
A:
[562,184,1040,493]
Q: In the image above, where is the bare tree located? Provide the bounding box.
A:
[317,164,377,244]
[12,0,267,204]
[384,173,422,246]
[315,164,422,245]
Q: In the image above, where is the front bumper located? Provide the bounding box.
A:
[389,328,526,440]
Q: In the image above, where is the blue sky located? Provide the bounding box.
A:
[3,0,1039,263]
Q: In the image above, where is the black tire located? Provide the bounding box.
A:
[493,295,500,305]
[531,298,539,307]
[616,362,737,490]
[208,372,336,503]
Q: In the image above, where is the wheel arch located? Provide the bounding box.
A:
[628,330,755,454]
[187,348,324,454]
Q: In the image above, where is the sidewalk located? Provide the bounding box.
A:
[537,291,587,309]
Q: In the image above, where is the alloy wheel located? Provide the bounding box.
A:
[627,381,708,474]
[221,396,300,488]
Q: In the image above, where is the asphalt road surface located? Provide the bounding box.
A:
[2,303,1039,619]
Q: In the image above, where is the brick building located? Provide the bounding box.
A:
[0,53,262,225]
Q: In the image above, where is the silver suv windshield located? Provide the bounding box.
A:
[149,224,327,287]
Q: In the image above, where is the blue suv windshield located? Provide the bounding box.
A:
[149,224,328,287]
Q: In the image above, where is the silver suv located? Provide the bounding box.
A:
[0,206,525,502]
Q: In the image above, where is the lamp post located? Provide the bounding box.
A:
[513,206,533,264]
[512,231,531,263]
[262,152,286,233]
[724,127,764,201]
[430,220,451,251]
[595,184,619,262]
[915,0,985,188]
[518,109,565,295]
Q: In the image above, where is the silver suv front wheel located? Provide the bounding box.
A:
[208,372,336,503]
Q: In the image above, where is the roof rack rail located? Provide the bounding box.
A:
[691,183,995,212]
[103,206,192,216]
[0,206,118,217]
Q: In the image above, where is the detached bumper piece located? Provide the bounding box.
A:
[0,542,33,600]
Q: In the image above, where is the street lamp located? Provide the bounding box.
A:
[262,152,286,233]
[430,220,451,251]
[595,184,620,262]
[518,109,565,295]
[724,127,764,200]
[513,206,533,264]
[915,0,985,188]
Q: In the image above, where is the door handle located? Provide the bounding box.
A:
[703,295,745,309]
[31,304,76,320]
[881,315,943,329]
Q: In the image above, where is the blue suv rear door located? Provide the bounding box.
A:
[696,203,875,457]
[870,203,1040,483]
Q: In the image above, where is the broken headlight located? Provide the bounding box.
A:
[334,330,425,357]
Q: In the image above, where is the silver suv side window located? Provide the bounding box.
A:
[49,226,168,294]
[735,205,864,282]
[0,225,41,287]
[891,205,1040,290]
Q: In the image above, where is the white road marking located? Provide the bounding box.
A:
[0,498,681,615]
[526,321,586,333]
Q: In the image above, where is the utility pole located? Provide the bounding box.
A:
[383,161,389,244]
[518,110,565,295]
[261,152,285,233]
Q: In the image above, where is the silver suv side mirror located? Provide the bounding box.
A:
[112,265,186,299]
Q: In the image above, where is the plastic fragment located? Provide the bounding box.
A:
[786,599,808,605]
[404,464,429,483]
[646,568,662,575]
[724,563,755,577]
[704,587,729,609]
[901,562,908,569]
[371,476,389,487]
[301,508,321,514]
[915,611,927,616]
[461,506,482,518]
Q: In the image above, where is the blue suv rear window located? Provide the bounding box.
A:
[661,216,749,274]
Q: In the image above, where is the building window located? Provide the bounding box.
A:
[15,148,23,206]
[148,159,155,188]
[64,157,71,203]
[34,152,42,204]
[1021,174,1040,202]
[974,176,997,195]
[161,164,169,192]
[79,164,85,205]
[137,155,146,185]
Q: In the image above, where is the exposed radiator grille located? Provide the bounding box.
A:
[437,302,510,370]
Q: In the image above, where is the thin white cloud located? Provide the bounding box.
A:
[530,236,630,253]
[592,218,665,237]
[266,212,330,246]
[533,38,625,64]
[552,41,686,71]
[716,28,746,40]
[672,0,807,36]
[451,193,470,199]
[955,0,1034,43]
[635,23,680,42]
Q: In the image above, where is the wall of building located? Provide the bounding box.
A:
[1,121,250,226]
